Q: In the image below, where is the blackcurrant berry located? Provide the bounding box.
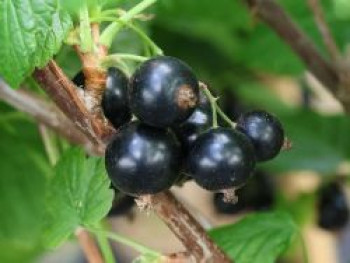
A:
[108,194,135,217]
[105,121,181,196]
[129,56,199,128]
[72,70,85,88]
[318,182,349,230]
[214,192,246,214]
[187,127,255,192]
[173,90,212,152]
[237,110,284,162]
[242,170,275,211]
[102,67,132,128]
[213,170,275,214]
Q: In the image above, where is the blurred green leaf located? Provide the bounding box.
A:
[209,212,297,263]
[44,148,114,248]
[234,82,294,115]
[333,0,350,20]
[153,0,350,76]
[276,192,316,226]
[0,104,51,263]
[153,0,250,67]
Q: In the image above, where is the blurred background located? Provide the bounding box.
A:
[2,0,350,262]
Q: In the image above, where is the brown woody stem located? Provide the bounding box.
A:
[75,23,109,120]
[307,0,340,62]
[243,0,350,113]
[75,227,104,263]
[0,79,91,147]
[145,191,231,262]
[33,60,115,143]
[244,0,339,92]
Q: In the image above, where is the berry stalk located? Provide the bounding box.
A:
[200,82,236,128]
[100,0,158,48]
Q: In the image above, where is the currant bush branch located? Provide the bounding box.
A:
[0,79,96,152]
[307,0,340,62]
[243,0,350,113]
[142,192,231,262]
[75,227,104,263]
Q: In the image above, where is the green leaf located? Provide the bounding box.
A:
[0,0,72,88]
[333,0,350,20]
[234,82,294,115]
[209,212,297,263]
[154,0,250,65]
[45,147,114,248]
[0,103,51,262]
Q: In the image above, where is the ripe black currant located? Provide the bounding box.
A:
[72,70,85,88]
[187,127,255,193]
[108,194,135,217]
[237,110,284,162]
[173,90,212,152]
[102,67,132,128]
[214,192,246,214]
[213,170,275,214]
[318,182,349,230]
[247,170,275,211]
[105,121,181,196]
[129,56,199,128]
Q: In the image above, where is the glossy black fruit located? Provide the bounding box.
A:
[318,182,349,230]
[105,121,181,196]
[72,70,85,88]
[102,67,132,128]
[173,90,212,152]
[214,192,246,214]
[187,127,255,191]
[129,56,199,127]
[213,170,275,214]
[247,170,275,210]
[237,110,284,162]
[108,194,135,217]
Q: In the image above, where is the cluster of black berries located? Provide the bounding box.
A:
[76,56,284,200]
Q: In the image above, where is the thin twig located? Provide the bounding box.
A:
[307,0,340,62]
[244,0,339,92]
[38,124,59,165]
[242,0,350,114]
[0,79,93,148]
[75,227,104,263]
[144,191,231,262]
